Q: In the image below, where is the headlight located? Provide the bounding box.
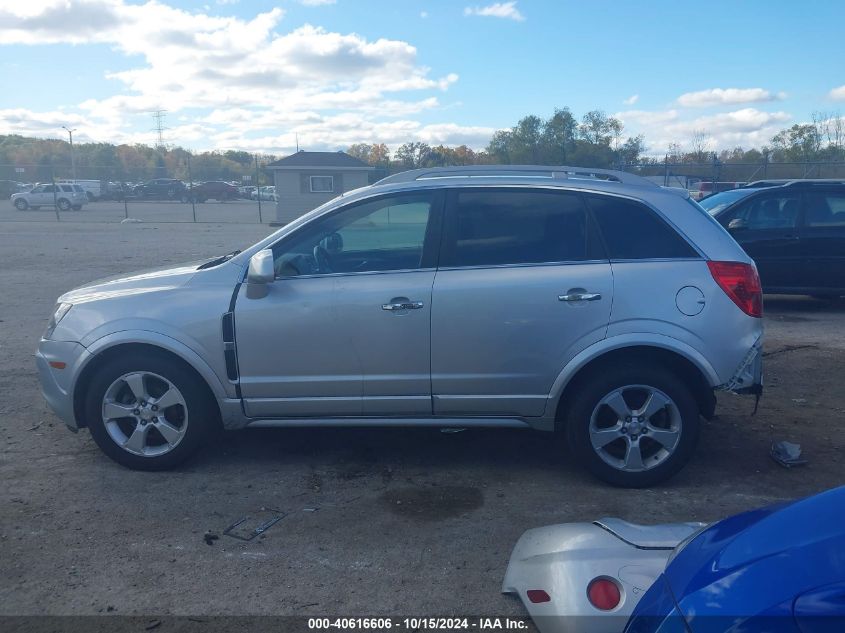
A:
[44,302,72,339]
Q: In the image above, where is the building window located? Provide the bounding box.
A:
[310,176,334,193]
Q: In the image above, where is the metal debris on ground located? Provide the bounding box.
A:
[203,531,219,546]
[223,509,285,541]
[791,398,808,405]
[770,441,808,468]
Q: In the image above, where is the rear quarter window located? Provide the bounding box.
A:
[587,195,698,260]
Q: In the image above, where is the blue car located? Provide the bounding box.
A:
[625,486,845,633]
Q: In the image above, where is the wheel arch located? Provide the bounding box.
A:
[72,339,225,429]
[551,340,718,427]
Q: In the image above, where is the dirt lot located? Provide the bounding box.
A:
[0,219,843,617]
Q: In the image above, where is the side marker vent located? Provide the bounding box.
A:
[222,312,239,381]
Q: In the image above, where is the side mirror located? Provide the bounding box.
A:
[728,218,748,231]
[247,249,275,284]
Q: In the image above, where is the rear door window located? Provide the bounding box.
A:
[804,191,845,227]
[440,188,599,267]
[587,195,698,259]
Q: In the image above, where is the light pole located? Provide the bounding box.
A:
[62,126,77,181]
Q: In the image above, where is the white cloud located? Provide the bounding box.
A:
[677,88,786,108]
[0,0,477,152]
[614,108,791,155]
[420,11,428,18]
[623,94,639,105]
[464,2,525,22]
[829,85,845,100]
[298,0,336,5]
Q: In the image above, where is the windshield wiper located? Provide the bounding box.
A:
[197,250,241,270]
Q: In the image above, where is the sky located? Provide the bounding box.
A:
[0,0,843,157]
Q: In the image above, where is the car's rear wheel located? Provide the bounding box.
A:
[14,198,28,210]
[84,352,217,470]
[56,198,71,211]
[564,363,700,487]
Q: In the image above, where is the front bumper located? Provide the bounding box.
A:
[35,339,91,431]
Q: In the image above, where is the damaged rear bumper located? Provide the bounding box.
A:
[720,334,763,395]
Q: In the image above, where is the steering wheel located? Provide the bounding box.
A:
[313,245,333,273]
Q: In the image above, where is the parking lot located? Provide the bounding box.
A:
[1,217,843,617]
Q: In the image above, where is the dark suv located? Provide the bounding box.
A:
[182,181,238,203]
[133,178,186,200]
[700,179,845,298]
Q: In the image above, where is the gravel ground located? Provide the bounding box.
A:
[0,219,843,618]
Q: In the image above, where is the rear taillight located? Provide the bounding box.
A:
[707,260,763,318]
[587,577,621,611]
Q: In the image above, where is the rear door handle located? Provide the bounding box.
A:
[382,301,424,311]
[558,292,602,302]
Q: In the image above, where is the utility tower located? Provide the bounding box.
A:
[151,110,168,149]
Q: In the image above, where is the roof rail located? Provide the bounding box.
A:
[376,165,657,188]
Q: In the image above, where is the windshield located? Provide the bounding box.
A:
[699,188,760,215]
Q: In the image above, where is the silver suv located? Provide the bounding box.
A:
[36,166,763,487]
[12,182,87,211]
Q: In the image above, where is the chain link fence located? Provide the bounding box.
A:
[4,159,845,223]
[1,160,277,224]
[617,160,845,191]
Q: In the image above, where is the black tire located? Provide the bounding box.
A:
[57,198,71,211]
[14,198,28,210]
[563,362,700,487]
[86,192,95,202]
[84,351,218,471]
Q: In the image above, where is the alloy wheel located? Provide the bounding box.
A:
[588,384,682,472]
[101,371,189,457]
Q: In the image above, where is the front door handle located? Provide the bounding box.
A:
[558,292,602,302]
[382,300,424,311]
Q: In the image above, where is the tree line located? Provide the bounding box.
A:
[1,107,843,183]
[350,108,845,169]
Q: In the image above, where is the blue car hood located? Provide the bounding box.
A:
[664,486,845,625]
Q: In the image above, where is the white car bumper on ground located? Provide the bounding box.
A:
[502,518,704,633]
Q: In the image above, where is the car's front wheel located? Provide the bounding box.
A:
[14,198,28,210]
[565,363,700,487]
[84,352,217,470]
